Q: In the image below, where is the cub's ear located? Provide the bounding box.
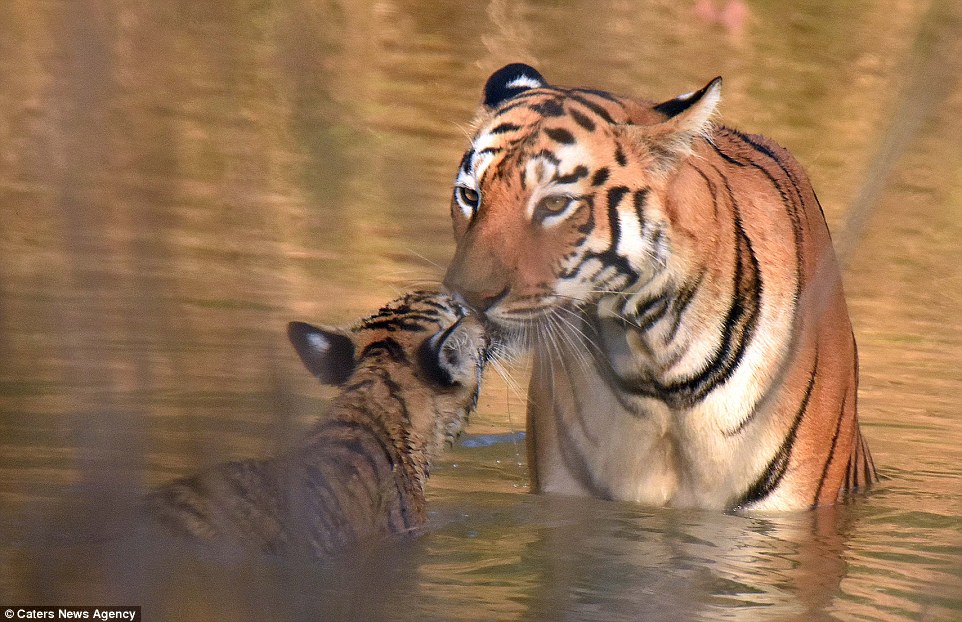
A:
[287,321,356,385]
[419,318,486,387]
[483,63,548,108]
[619,76,722,174]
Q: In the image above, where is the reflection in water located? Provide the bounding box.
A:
[414,493,856,622]
[1,0,961,620]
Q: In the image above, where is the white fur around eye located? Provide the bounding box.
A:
[538,196,581,228]
[525,156,558,189]
[454,185,479,218]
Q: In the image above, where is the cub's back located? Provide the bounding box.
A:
[148,290,487,556]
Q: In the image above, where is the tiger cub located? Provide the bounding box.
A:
[148,290,487,556]
[443,64,876,511]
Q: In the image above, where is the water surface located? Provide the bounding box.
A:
[1,1,961,620]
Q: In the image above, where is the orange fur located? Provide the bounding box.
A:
[444,66,875,510]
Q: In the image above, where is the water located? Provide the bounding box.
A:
[1,0,961,620]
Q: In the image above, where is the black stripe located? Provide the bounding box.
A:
[732,352,819,509]
[575,195,596,235]
[731,130,810,232]
[709,136,804,466]
[490,87,563,114]
[852,434,863,489]
[634,294,670,331]
[567,93,616,124]
[555,165,589,184]
[310,416,415,535]
[529,98,565,116]
[660,209,761,406]
[811,381,851,506]
[321,438,386,503]
[533,149,561,166]
[845,450,854,492]
[369,303,436,319]
[459,150,474,174]
[369,367,412,425]
[489,122,522,135]
[574,250,638,286]
[223,460,262,499]
[862,436,875,487]
[691,164,720,218]
[491,98,536,116]
[314,418,399,470]
[303,461,351,543]
[591,167,610,187]
[544,127,576,144]
[711,142,743,167]
[368,307,441,323]
[569,107,596,131]
[335,411,418,534]
[606,185,630,243]
[632,189,649,227]
[598,199,761,408]
[417,298,451,313]
[487,151,513,183]
[360,313,437,331]
[665,268,706,344]
[359,338,408,363]
[571,88,624,104]
[712,129,804,309]
[359,319,427,332]
[614,144,627,166]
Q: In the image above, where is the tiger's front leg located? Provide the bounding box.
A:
[526,344,683,505]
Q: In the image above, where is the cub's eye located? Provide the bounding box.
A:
[455,186,481,212]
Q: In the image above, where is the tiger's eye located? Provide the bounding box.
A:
[456,186,480,209]
[538,195,572,214]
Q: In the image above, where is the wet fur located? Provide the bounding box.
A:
[147,290,486,555]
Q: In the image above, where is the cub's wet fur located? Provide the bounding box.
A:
[147,290,487,556]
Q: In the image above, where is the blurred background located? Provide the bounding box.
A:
[1,0,960,620]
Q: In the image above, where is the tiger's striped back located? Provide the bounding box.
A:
[148,290,487,555]
[443,64,876,510]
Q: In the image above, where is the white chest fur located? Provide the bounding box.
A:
[526,302,794,509]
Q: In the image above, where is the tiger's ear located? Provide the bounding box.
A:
[287,321,356,385]
[483,63,548,109]
[620,77,722,173]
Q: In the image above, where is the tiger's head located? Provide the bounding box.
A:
[288,290,488,454]
[443,63,722,347]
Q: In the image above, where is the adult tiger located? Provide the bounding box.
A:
[443,63,876,511]
[148,290,488,555]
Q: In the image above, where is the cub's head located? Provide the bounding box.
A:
[443,63,722,346]
[288,289,488,452]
